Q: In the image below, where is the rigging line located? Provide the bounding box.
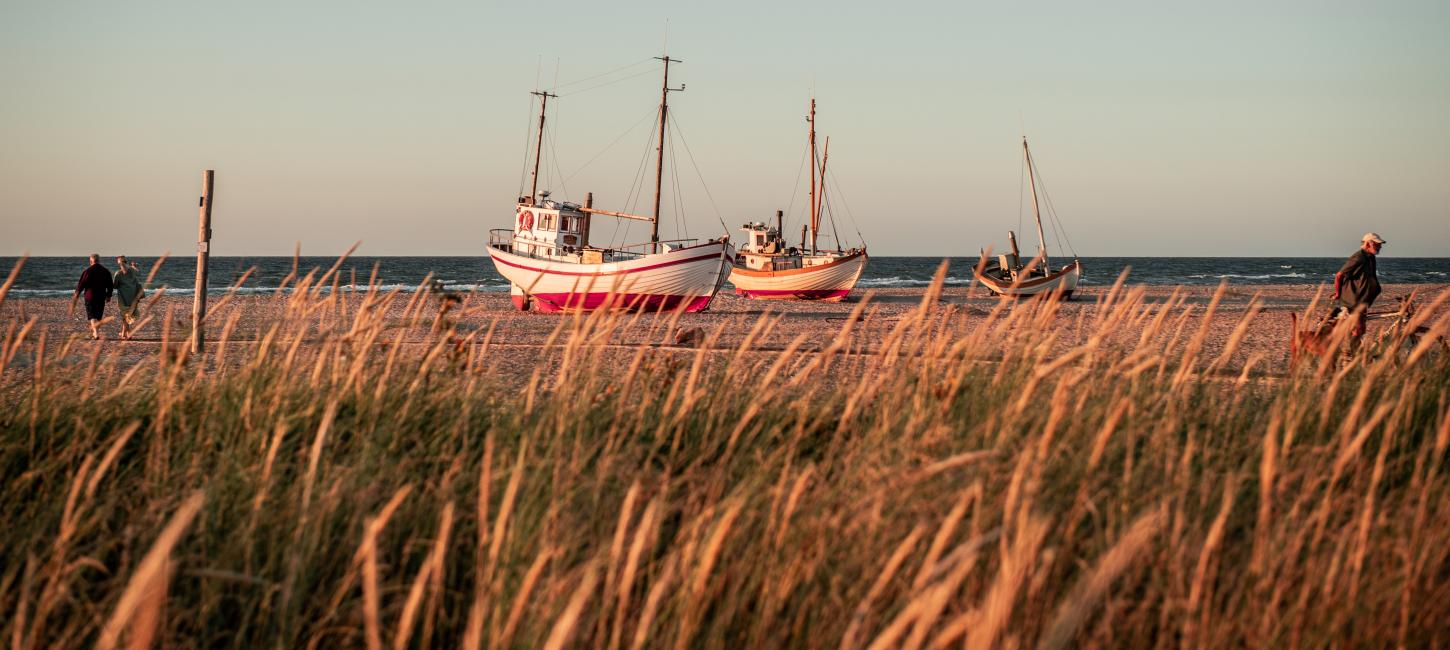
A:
[669,129,687,240]
[562,109,656,186]
[516,94,538,197]
[615,111,658,247]
[667,113,729,233]
[625,110,659,213]
[1039,177,1078,258]
[1017,151,1025,243]
[1028,157,1056,255]
[544,120,569,201]
[825,195,842,251]
[816,156,844,248]
[782,140,808,235]
[533,55,543,96]
[554,57,654,89]
[814,147,840,248]
[1030,155,1078,258]
[824,165,864,245]
[541,93,566,199]
[561,67,660,97]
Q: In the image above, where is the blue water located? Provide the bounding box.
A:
[3,256,1447,298]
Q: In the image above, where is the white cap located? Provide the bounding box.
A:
[1362,232,1386,244]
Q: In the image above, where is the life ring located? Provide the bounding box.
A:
[518,210,534,232]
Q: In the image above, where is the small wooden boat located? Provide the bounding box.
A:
[487,55,734,313]
[974,137,1082,299]
[729,99,867,301]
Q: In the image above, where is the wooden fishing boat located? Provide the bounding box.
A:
[729,99,867,301]
[974,137,1082,299]
[487,56,734,313]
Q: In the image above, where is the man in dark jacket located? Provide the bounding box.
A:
[74,254,113,339]
[1333,232,1384,353]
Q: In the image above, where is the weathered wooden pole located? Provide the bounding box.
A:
[582,192,593,248]
[191,170,214,354]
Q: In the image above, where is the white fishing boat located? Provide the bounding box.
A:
[729,99,867,301]
[487,56,734,313]
[974,137,1082,299]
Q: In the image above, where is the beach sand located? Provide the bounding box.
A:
[4,282,1448,383]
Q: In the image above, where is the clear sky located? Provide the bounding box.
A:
[2,0,1447,257]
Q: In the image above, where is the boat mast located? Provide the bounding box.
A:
[1024,137,1049,271]
[808,98,818,254]
[528,90,556,203]
[652,55,684,253]
[817,136,831,251]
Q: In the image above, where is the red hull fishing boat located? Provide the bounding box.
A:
[487,55,734,313]
[974,137,1082,298]
[729,99,867,301]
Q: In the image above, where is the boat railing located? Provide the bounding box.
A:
[488,229,709,261]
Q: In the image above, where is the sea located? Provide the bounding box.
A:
[4,256,1448,298]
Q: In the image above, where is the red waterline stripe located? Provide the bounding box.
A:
[528,292,714,313]
[736,288,850,300]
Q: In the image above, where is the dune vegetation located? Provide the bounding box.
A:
[2,257,1448,649]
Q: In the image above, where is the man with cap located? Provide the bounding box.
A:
[1332,233,1385,351]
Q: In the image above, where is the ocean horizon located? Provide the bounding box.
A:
[4,255,1447,298]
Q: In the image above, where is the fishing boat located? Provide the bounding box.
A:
[974,137,1082,299]
[729,99,867,301]
[487,56,734,313]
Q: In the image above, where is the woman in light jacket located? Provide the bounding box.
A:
[113,256,144,340]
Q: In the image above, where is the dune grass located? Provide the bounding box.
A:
[2,260,1448,648]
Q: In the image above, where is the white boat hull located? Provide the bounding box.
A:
[729,250,868,301]
[488,240,735,313]
[974,260,1081,299]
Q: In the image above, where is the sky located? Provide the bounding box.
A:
[1,0,1447,258]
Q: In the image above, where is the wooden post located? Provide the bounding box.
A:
[191,170,214,354]
[582,192,593,248]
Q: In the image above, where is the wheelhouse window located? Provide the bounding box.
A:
[540,214,556,231]
[561,216,579,233]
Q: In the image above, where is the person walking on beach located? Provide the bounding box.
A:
[73,254,113,340]
[1333,232,1384,354]
[113,255,144,340]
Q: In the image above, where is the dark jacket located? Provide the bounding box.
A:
[1336,249,1380,309]
[76,263,113,302]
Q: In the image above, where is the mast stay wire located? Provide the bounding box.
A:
[544,117,570,202]
[782,140,809,238]
[1017,151,1026,246]
[552,58,654,91]
[813,146,842,249]
[669,127,688,240]
[667,113,730,234]
[1028,152,1079,259]
[517,94,539,198]
[611,109,660,248]
[561,109,656,187]
[561,67,660,97]
[823,163,865,248]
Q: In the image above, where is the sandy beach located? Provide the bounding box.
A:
[6,282,1447,380]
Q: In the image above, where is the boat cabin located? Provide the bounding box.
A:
[739,222,787,255]
[511,194,594,261]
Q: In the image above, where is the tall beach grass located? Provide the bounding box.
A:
[2,258,1448,648]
